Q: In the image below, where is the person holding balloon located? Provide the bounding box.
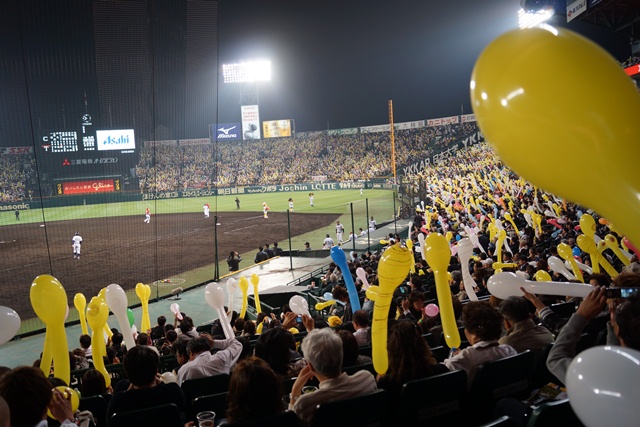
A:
[176,335,242,385]
[0,366,78,427]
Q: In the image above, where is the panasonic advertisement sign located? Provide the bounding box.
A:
[210,123,241,141]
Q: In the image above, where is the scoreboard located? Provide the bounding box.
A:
[38,122,138,180]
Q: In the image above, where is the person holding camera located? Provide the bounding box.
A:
[227,251,241,272]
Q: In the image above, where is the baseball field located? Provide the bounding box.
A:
[0,188,396,334]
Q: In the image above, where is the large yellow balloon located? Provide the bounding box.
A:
[238,276,249,319]
[425,233,461,350]
[30,275,70,386]
[370,244,413,374]
[577,235,618,278]
[471,26,640,249]
[73,293,88,336]
[86,296,111,388]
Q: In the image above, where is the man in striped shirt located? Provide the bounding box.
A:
[289,327,377,426]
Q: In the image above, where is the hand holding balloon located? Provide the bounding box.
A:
[330,246,361,311]
[425,234,460,350]
[170,303,183,321]
[30,275,70,386]
[289,295,311,317]
[205,282,235,339]
[371,244,413,374]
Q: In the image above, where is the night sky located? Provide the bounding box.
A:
[216,0,631,132]
[0,0,632,145]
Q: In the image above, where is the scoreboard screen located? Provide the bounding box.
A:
[38,128,138,179]
[43,131,79,153]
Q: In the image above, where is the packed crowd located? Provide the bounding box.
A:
[134,122,478,192]
[0,153,34,202]
[2,139,639,426]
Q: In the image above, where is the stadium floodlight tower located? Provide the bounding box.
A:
[223,59,271,109]
[222,59,271,141]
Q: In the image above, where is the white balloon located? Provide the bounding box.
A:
[105,284,136,350]
[160,371,177,384]
[0,306,21,345]
[548,256,576,281]
[226,278,238,314]
[205,282,235,339]
[456,238,478,301]
[355,268,370,290]
[487,272,593,300]
[170,303,182,320]
[567,346,640,427]
[289,295,311,317]
[565,260,593,275]
[417,233,426,261]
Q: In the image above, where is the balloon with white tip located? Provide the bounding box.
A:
[289,295,311,317]
[105,284,136,350]
[204,282,234,339]
[488,272,592,300]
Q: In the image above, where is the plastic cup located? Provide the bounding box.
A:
[197,411,215,427]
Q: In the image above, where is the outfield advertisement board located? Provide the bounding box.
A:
[60,179,117,195]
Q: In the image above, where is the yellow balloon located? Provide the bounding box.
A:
[471,26,640,249]
[406,240,416,274]
[136,283,151,334]
[371,244,413,374]
[557,243,584,283]
[86,296,111,388]
[315,300,336,311]
[73,293,88,336]
[47,386,79,419]
[238,276,249,319]
[250,274,262,314]
[579,214,597,241]
[425,233,461,350]
[534,270,552,282]
[577,235,618,278]
[604,234,631,267]
[504,212,519,235]
[495,229,507,268]
[30,275,70,386]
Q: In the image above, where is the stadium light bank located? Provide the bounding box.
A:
[222,59,272,83]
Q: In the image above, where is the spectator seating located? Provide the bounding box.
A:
[467,351,535,424]
[226,410,300,427]
[110,403,182,427]
[526,399,585,427]
[191,392,228,423]
[397,369,467,426]
[182,373,231,419]
[79,394,109,427]
[311,389,391,427]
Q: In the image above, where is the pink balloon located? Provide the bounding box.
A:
[424,303,439,317]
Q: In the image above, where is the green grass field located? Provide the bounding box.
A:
[2,188,397,284]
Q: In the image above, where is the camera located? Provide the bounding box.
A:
[605,287,640,299]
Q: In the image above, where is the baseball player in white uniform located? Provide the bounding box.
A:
[288,198,294,212]
[336,221,344,243]
[72,232,83,259]
[322,234,334,249]
[309,193,314,207]
[203,203,210,218]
